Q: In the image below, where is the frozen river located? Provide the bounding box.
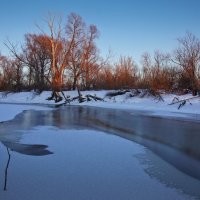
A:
[0,105,200,200]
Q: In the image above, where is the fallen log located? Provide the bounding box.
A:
[106,90,130,98]
[169,96,199,105]
[169,96,199,109]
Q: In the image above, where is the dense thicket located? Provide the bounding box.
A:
[0,13,200,96]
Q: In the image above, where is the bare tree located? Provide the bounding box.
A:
[11,59,24,91]
[140,51,174,91]
[174,32,200,95]
[81,25,100,90]
[42,13,86,101]
[5,34,51,91]
[67,15,85,90]
[24,34,51,91]
[68,22,103,92]
[114,56,138,89]
[152,50,171,90]
[140,52,152,88]
[0,55,22,91]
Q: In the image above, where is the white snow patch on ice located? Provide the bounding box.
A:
[0,103,53,122]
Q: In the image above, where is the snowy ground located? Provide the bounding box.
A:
[0,90,200,122]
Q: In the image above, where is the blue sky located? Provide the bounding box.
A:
[0,0,200,64]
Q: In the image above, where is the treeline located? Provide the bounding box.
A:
[0,13,200,96]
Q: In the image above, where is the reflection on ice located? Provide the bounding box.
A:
[1,139,53,191]
[2,141,53,156]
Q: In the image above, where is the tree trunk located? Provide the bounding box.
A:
[72,77,77,90]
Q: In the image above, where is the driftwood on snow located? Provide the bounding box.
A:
[106,89,164,102]
[106,90,130,97]
[46,90,71,103]
[169,96,199,109]
[54,94,105,107]
[139,89,164,102]
[71,94,104,103]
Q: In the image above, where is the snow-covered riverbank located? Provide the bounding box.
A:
[0,90,200,122]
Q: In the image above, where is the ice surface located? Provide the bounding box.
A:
[0,127,198,200]
[0,103,53,122]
